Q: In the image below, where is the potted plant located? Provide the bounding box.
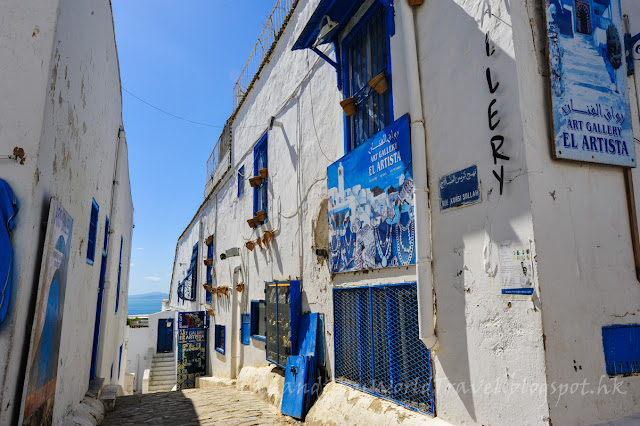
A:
[254,175,263,186]
[249,177,258,187]
[246,241,255,251]
[247,218,256,228]
[259,168,268,178]
[203,283,213,292]
[368,71,389,94]
[408,0,423,5]
[203,258,213,266]
[256,236,264,250]
[206,309,215,317]
[235,283,245,292]
[205,235,213,245]
[256,210,267,222]
[340,98,357,117]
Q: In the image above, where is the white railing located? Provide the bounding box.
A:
[206,121,232,185]
[232,0,300,112]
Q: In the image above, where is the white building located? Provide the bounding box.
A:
[167,0,640,424]
[0,0,133,424]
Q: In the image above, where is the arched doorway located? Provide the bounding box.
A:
[575,0,592,35]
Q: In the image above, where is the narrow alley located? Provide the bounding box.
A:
[102,387,298,426]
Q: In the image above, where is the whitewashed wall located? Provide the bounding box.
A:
[510,0,640,424]
[0,0,133,424]
[169,0,640,424]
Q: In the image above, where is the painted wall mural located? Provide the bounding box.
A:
[22,198,73,425]
[545,0,636,166]
[328,114,415,273]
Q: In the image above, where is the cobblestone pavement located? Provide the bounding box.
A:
[102,387,299,425]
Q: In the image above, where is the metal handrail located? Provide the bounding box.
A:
[206,121,232,183]
[232,0,299,112]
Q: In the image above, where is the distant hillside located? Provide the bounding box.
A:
[128,292,169,299]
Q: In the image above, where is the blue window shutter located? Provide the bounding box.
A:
[253,135,268,219]
[87,199,99,263]
[238,166,245,197]
[115,237,123,312]
[118,344,123,379]
[241,314,250,345]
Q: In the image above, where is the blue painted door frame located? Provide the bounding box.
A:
[157,318,174,353]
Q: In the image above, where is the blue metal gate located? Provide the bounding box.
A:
[333,283,434,416]
[177,311,207,390]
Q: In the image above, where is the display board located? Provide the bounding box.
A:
[266,280,301,368]
[328,114,415,273]
[545,0,635,166]
[177,311,207,390]
[21,198,73,425]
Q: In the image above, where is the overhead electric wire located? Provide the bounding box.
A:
[122,87,224,128]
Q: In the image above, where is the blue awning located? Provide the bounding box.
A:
[292,0,367,51]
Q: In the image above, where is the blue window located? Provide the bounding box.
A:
[86,199,99,264]
[215,324,225,354]
[250,300,266,341]
[238,165,245,197]
[177,243,198,302]
[118,344,123,379]
[342,2,392,151]
[241,314,250,346]
[333,283,434,416]
[115,237,123,313]
[205,238,214,304]
[253,135,268,222]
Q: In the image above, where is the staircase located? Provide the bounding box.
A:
[148,352,176,393]
[562,32,615,94]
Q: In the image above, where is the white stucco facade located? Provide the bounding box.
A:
[0,0,133,424]
[167,0,640,424]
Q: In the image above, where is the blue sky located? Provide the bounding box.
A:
[111,1,276,295]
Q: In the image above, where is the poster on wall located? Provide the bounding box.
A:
[177,311,206,390]
[545,0,635,166]
[328,114,415,273]
[499,241,534,297]
[21,198,73,425]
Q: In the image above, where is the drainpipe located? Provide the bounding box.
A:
[400,0,437,349]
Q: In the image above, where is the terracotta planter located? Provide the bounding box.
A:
[203,284,213,292]
[206,309,215,317]
[235,283,245,292]
[203,258,213,266]
[253,215,262,226]
[249,177,258,188]
[205,235,213,245]
[408,0,423,5]
[259,168,268,178]
[256,236,264,250]
[369,72,389,94]
[263,230,273,246]
[340,98,357,117]
[246,241,255,251]
[256,210,267,222]
[254,176,263,186]
[247,218,257,228]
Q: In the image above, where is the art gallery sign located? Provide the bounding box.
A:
[545,0,636,166]
[327,114,415,273]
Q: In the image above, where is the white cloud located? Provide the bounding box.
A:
[144,276,161,282]
[137,247,143,250]
[130,263,135,267]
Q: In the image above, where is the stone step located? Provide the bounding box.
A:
[147,385,174,393]
[151,361,174,369]
[150,365,175,374]
[149,378,176,387]
[99,385,118,412]
[152,352,174,359]
[150,372,175,380]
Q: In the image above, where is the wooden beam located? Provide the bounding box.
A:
[623,167,640,282]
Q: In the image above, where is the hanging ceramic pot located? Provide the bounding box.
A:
[368,72,388,94]
[246,241,255,251]
[259,168,268,178]
[340,98,357,117]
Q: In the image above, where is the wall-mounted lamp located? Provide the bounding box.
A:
[313,15,338,48]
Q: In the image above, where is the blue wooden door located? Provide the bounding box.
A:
[157,319,174,352]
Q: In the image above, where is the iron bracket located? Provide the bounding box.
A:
[311,47,338,70]
[625,32,640,76]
